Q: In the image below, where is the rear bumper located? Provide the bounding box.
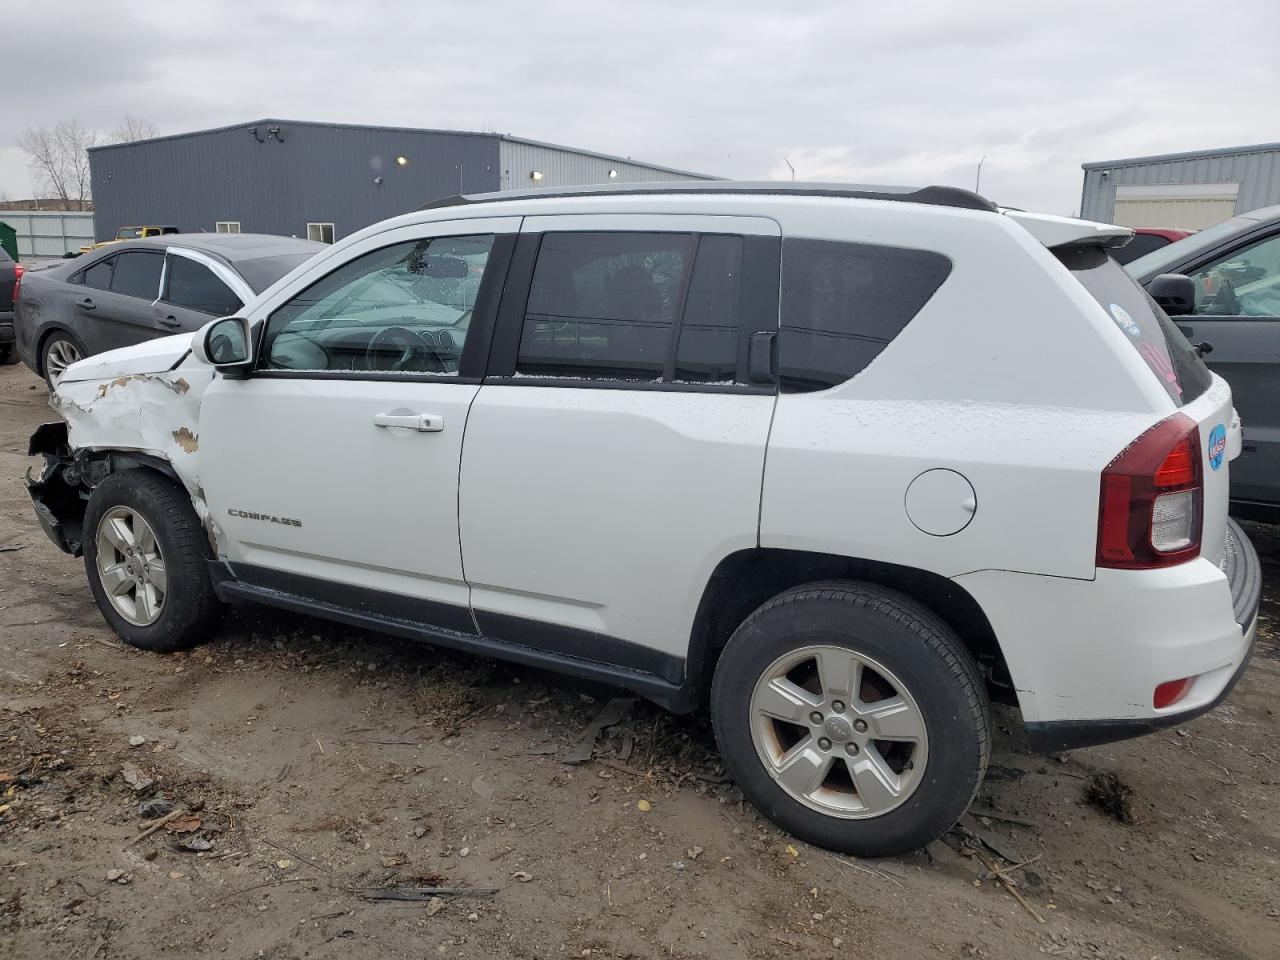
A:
[956,518,1260,751]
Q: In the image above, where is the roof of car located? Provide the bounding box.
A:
[421,180,999,213]
[121,233,325,261]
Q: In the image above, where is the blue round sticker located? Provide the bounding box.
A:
[1109,303,1141,338]
[1208,423,1226,471]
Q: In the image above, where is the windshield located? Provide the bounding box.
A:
[1058,246,1212,406]
[115,227,143,240]
[1125,215,1254,279]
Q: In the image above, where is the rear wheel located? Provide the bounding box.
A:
[83,471,225,652]
[42,333,84,386]
[711,581,990,857]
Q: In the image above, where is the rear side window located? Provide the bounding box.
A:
[82,257,114,290]
[164,256,242,316]
[1057,246,1211,406]
[519,232,692,381]
[515,231,777,386]
[109,251,164,300]
[779,239,952,392]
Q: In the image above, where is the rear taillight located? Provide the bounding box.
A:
[12,263,23,302]
[1097,413,1202,569]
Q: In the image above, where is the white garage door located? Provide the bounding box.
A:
[1112,182,1240,230]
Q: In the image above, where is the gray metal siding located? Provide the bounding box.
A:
[1081,145,1280,223]
[497,141,711,191]
[89,124,501,242]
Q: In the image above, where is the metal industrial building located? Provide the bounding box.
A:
[87,119,713,243]
[1081,141,1280,230]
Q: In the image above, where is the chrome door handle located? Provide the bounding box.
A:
[373,413,444,432]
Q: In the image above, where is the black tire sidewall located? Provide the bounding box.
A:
[711,584,989,857]
[83,472,220,652]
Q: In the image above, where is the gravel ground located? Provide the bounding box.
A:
[1,359,1278,960]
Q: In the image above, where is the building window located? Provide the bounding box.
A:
[307,222,336,244]
[215,221,241,234]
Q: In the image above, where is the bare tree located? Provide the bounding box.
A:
[110,115,158,144]
[17,120,99,210]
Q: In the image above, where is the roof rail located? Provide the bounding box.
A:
[419,180,998,213]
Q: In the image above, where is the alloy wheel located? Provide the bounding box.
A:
[45,339,82,384]
[749,645,929,819]
[94,506,167,627]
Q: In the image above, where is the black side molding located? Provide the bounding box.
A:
[214,563,696,713]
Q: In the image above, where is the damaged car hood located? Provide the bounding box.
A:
[58,334,194,384]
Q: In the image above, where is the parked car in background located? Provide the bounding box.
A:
[26,182,1259,856]
[79,225,180,255]
[0,245,20,365]
[1110,227,1193,266]
[15,233,323,385]
[1127,203,1280,520]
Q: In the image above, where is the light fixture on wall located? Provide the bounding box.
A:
[373,176,384,185]
[530,170,544,181]
[396,155,409,167]
[608,169,618,179]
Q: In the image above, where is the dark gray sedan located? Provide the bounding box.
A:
[14,233,323,384]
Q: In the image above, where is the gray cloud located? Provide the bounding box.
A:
[4,0,1277,215]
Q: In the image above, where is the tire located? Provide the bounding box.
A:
[710,580,990,857]
[41,331,86,386]
[0,343,17,365]
[83,470,225,652]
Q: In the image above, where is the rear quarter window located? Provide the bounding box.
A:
[1057,245,1211,405]
[779,239,951,392]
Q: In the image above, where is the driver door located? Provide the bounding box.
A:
[197,217,519,622]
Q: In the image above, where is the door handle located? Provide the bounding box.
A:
[158,315,182,329]
[373,413,444,432]
[77,297,96,311]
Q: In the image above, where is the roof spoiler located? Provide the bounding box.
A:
[1002,209,1133,250]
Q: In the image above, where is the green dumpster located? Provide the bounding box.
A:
[0,222,16,262]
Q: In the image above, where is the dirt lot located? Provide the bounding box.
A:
[1,360,1278,960]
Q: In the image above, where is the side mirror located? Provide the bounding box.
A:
[192,316,253,370]
[1148,273,1196,316]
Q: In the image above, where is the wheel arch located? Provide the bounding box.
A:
[686,548,1013,707]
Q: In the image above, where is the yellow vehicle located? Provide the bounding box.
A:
[79,225,179,255]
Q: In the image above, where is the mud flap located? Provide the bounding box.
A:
[26,421,88,556]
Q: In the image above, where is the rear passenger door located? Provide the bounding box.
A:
[75,250,166,354]
[459,215,781,680]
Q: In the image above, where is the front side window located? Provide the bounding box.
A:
[307,222,336,244]
[1186,233,1280,317]
[163,256,242,316]
[518,232,693,380]
[262,234,494,374]
[779,239,952,392]
[109,251,164,300]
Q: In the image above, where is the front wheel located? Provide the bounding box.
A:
[0,343,17,365]
[83,471,225,652]
[711,581,990,857]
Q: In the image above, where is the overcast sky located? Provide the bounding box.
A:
[4,0,1277,216]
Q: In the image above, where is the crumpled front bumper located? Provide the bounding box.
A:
[27,421,88,556]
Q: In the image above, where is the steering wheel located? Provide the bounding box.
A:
[366,326,446,373]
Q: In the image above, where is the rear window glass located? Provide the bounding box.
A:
[1057,246,1211,406]
[236,253,317,293]
[780,239,951,392]
[1110,233,1169,266]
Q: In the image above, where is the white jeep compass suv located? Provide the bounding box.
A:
[27,182,1260,856]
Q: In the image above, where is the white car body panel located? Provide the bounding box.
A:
[43,188,1252,740]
